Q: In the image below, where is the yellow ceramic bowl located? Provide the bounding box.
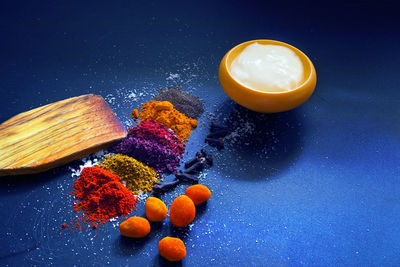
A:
[219,39,317,113]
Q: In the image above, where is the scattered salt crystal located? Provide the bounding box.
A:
[136,192,149,202]
[69,160,95,177]
[105,94,116,104]
[69,150,106,177]
[93,150,106,158]
[225,121,255,145]
[127,92,137,99]
[199,172,208,180]
[166,73,180,81]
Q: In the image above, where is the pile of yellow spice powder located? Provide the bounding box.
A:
[99,154,160,194]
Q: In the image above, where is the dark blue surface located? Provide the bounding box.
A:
[1,0,400,266]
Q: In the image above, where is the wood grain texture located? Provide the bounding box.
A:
[0,94,127,176]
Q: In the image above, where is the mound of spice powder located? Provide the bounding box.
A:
[99,154,160,194]
[113,137,181,174]
[72,166,137,224]
[154,86,204,119]
[128,120,185,157]
[137,100,197,141]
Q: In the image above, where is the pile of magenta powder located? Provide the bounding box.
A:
[113,120,185,174]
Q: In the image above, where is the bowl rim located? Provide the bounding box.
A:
[224,39,315,95]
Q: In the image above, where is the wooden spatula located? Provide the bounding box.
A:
[0,94,127,176]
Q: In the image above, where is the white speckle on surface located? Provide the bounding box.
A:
[136,192,149,202]
[166,73,180,81]
[69,160,95,177]
[68,150,107,177]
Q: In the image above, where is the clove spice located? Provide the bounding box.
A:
[210,123,228,133]
[184,159,206,174]
[152,180,180,195]
[184,156,200,169]
[151,150,213,195]
[205,123,231,150]
[175,170,199,183]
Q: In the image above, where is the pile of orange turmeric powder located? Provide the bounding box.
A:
[132,101,197,141]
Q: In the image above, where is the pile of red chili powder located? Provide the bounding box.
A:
[71,166,137,226]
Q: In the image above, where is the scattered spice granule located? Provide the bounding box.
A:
[154,86,204,119]
[131,109,139,120]
[137,100,197,141]
[99,154,160,194]
[61,223,67,229]
[72,166,137,224]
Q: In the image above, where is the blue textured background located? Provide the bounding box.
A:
[1,0,400,266]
